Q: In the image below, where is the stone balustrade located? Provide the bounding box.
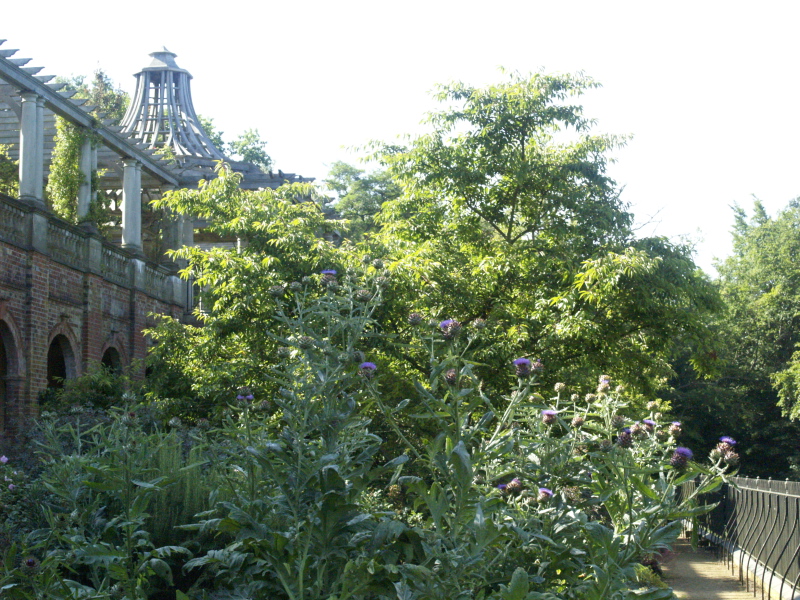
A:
[0,192,185,308]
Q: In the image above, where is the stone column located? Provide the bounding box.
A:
[35,97,45,199]
[77,135,93,222]
[18,92,43,204]
[121,159,142,254]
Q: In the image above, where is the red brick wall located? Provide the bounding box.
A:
[0,239,184,427]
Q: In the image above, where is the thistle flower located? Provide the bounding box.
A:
[571,415,585,428]
[444,368,458,385]
[554,382,566,393]
[599,439,613,452]
[617,428,633,448]
[321,269,337,276]
[724,450,740,466]
[597,379,611,393]
[671,447,693,468]
[719,436,737,450]
[375,276,390,287]
[371,259,384,269]
[647,401,659,411]
[541,409,558,425]
[669,421,682,436]
[289,281,302,291]
[506,478,523,495]
[570,393,580,402]
[439,319,462,340]
[537,487,554,503]
[20,555,40,573]
[630,422,646,438]
[471,318,487,329]
[513,358,532,378]
[585,393,597,402]
[268,284,285,297]
[359,362,377,379]
[531,359,544,372]
[355,289,372,303]
[408,312,424,326]
[297,336,315,350]
[642,419,656,433]
[0,455,7,464]
[611,414,625,428]
[8,483,16,491]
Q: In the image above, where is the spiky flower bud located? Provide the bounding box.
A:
[471,317,487,329]
[647,401,659,411]
[571,393,580,402]
[571,415,585,428]
[554,382,566,393]
[631,422,646,438]
[355,289,372,303]
[506,478,523,495]
[611,414,625,428]
[642,419,656,433]
[585,393,597,402]
[268,284,285,297]
[297,336,315,350]
[723,450,740,466]
[408,312,424,326]
[599,439,613,452]
[617,428,632,448]
[669,421,682,436]
[444,368,458,385]
[537,487,554,503]
[289,281,303,291]
[597,380,611,393]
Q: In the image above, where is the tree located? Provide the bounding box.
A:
[322,161,401,238]
[369,71,719,395]
[197,117,273,172]
[663,199,800,477]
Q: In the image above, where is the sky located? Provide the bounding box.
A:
[4,1,800,274]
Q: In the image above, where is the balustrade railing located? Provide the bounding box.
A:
[685,476,800,600]
[0,193,184,308]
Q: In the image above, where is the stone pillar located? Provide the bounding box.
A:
[121,159,142,254]
[18,92,43,204]
[77,135,93,222]
[35,97,45,199]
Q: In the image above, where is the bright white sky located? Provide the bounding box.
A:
[5,1,800,274]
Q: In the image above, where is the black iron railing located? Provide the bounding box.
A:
[684,476,800,600]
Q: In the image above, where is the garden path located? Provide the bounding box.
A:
[662,539,755,600]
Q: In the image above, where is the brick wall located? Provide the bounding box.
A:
[0,204,186,429]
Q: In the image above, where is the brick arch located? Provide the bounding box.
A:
[101,334,129,373]
[0,308,25,432]
[46,321,81,385]
[0,307,26,378]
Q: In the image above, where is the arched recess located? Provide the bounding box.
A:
[101,346,122,374]
[46,322,80,389]
[0,313,25,432]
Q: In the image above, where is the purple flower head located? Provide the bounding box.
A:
[537,487,554,502]
[671,446,693,469]
[643,419,656,427]
[359,362,377,379]
[0,455,7,464]
[541,409,558,425]
[497,483,507,491]
[719,436,737,446]
[8,483,16,491]
[513,357,531,377]
[439,319,462,340]
[672,421,681,427]
[321,270,337,276]
[622,427,631,434]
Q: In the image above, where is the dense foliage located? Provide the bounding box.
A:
[0,271,735,599]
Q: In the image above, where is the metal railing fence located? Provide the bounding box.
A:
[684,476,800,600]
